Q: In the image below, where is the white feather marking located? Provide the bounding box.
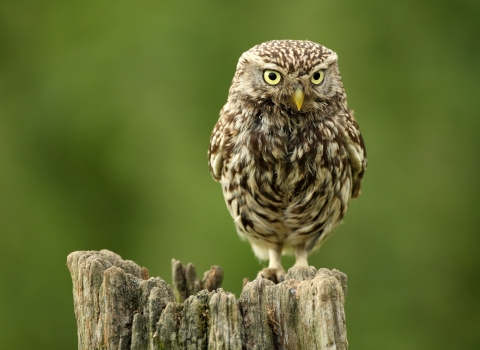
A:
[211,135,226,180]
[212,152,223,179]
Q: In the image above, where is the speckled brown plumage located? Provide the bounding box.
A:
[208,40,366,281]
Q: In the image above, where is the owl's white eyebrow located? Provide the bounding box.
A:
[311,64,331,72]
[260,63,284,71]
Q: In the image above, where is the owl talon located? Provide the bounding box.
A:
[257,267,286,284]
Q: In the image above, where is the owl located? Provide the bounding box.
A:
[208,40,366,282]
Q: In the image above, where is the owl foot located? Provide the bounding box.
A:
[257,267,286,284]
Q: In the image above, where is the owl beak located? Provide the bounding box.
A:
[292,87,304,111]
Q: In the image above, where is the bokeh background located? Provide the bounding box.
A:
[1,1,479,348]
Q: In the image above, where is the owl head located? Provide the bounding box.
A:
[228,40,346,114]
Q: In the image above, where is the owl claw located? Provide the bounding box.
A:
[257,267,286,284]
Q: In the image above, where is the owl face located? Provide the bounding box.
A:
[229,40,345,114]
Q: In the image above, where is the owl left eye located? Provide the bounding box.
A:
[263,70,282,85]
[310,71,325,85]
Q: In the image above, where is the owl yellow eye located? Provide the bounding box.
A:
[310,71,325,85]
[263,70,281,85]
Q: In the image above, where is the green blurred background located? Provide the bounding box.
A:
[1,0,479,348]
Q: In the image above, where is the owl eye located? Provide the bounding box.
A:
[263,70,282,85]
[310,71,325,85]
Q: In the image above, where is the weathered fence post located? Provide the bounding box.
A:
[67,249,348,349]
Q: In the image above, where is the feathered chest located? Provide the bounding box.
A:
[231,117,347,169]
[224,115,350,198]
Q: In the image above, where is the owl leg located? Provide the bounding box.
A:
[293,245,309,268]
[257,244,286,283]
[268,246,283,270]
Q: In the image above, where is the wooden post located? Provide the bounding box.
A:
[67,250,348,350]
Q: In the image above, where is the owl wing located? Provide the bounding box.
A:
[208,109,233,182]
[343,111,367,198]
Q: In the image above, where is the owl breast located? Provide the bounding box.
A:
[220,111,352,254]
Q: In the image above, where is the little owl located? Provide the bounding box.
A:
[208,40,366,282]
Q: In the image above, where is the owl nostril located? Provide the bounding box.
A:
[294,84,304,92]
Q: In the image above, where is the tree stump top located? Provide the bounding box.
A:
[67,250,348,350]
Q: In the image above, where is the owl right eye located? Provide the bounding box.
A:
[263,70,282,85]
